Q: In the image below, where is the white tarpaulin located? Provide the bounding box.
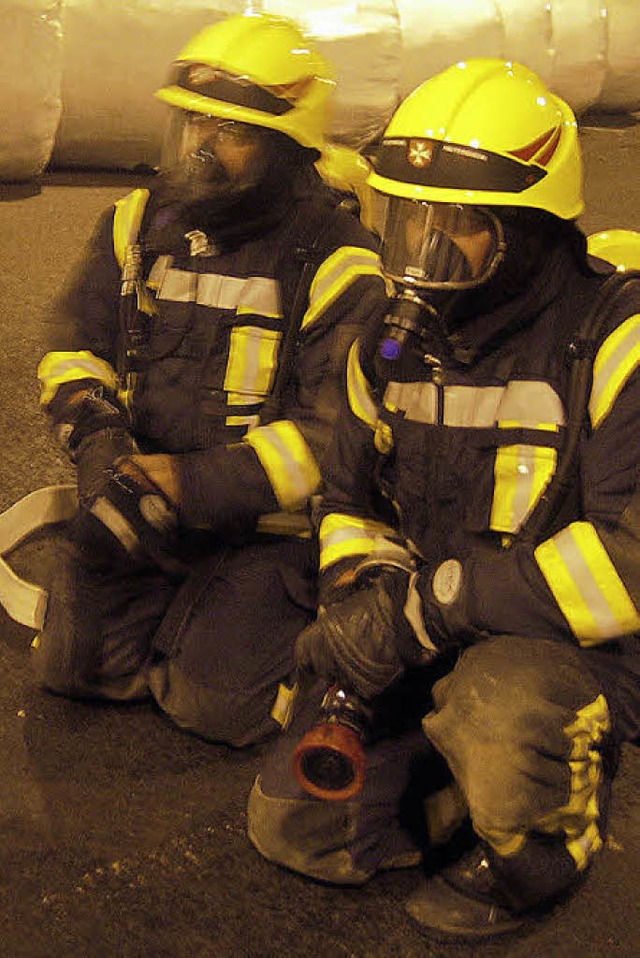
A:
[0,1,62,180]
[2,0,640,181]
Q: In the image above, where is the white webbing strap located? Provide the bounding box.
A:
[0,484,78,629]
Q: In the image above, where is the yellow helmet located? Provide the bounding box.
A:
[368,59,584,220]
[155,13,335,153]
[315,143,375,229]
[587,230,640,272]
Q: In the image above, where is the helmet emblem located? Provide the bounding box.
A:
[408,139,434,168]
[508,125,562,168]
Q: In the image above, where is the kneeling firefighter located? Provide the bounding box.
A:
[247,59,640,937]
[25,12,390,745]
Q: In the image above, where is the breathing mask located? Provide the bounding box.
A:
[160,109,272,204]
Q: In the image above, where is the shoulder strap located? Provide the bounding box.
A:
[113,188,150,270]
[517,268,640,546]
[259,198,337,424]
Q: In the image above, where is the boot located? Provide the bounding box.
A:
[406,843,531,939]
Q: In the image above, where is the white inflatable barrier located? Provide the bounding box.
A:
[0,1,62,181]
[2,0,640,181]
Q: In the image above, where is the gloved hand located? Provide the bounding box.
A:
[47,381,131,459]
[75,428,138,504]
[295,570,436,702]
[76,454,186,579]
[47,381,138,503]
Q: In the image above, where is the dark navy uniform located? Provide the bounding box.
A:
[34,174,389,745]
[249,241,640,894]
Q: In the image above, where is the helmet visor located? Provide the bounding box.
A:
[161,109,270,188]
[372,193,505,290]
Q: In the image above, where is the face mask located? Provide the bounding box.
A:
[372,194,506,291]
[160,110,271,205]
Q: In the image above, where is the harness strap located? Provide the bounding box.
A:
[517,268,640,546]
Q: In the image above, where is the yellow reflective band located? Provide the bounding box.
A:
[226,392,263,407]
[535,522,640,645]
[347,340,378,429]
[589,313,640,428]
[226,414,260,430]
[37,351,118,406]
[271,681,299,730]
[491,444,557,534]
[246,421,321,511]
[302,246,383,329]
[113,189,150,270]
[535,694,610,871]
[224,326,281,397]
[319,512,408,571]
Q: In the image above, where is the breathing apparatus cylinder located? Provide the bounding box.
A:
[292,685,371,801]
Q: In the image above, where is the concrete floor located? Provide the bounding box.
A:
[0,114,639,957]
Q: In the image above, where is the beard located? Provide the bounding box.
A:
[144,132,315,256]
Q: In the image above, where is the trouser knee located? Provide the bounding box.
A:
[423,636,613,873]
[31,538,158,702]
[148,659,282,747]
[248,774,374,885]
[248,684,427,883]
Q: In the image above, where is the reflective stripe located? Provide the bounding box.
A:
[497,381,565,427]
[227,392,264,407]
[384,381,438,422]
[157,268,197,303]
[90,497,140,554]
[491,444,557,534]
[535,521,640,645]
[302,246,383,329]
[225,414,260,430]
[535,694,610,870]
[444,384,504,427]
[147,255,173,290]
[384,379,564,428]
[37,351,118,406]
[113,189,150,270]
[224,326,281,396]
[245,421,321,511]
[589,313,640,428]
[319,512,410,571]
[346,340,378,429]
[156,269,281,316]
[256,512,311,537]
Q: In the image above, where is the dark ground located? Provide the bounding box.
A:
[0,114,639,958]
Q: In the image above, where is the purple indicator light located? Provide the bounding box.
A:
[380,338,402,360]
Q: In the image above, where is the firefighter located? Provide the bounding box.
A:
[32,12,389,746]
[247,60,640,936]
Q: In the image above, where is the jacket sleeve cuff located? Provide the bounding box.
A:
[176,443,279,533]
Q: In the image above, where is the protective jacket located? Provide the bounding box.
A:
[316,243,640,739]
[38,175,388,537]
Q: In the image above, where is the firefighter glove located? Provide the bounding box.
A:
[76,455,186,579]
[48,382,132,458]
[295,569,436,702]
